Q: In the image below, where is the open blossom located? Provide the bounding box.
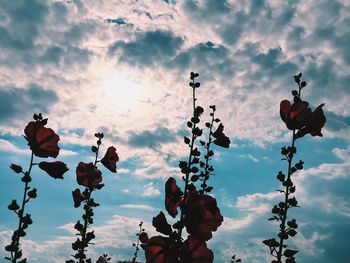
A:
[39,161,69,179]
[280,100,311,130]
[76,162,102,188]
[184,191,223,241]
[180,236,214,263]
[280,100,326,138]
[101,146,119,173]
[212,123,230,148]
[165,177,182,218]
[295,103,326,138]
[24,121,60,158]
[141,236,177,263]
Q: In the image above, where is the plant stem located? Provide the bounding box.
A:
[201,109,214,193]
[178,82,197,242]
[11,152,34,263]
[276,130,296,262]
[79,189,91,263]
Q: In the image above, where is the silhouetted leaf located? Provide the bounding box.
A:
[284,249,298,257]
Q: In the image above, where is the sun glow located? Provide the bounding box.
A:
[101,74,142,112]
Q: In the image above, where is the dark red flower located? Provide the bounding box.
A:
[280,100,312,130]
[295,103,326,139]
[76,162,102,188]
[24,121,60,158]
[39,161,69,179]
[72,188,85,208]
[165,177,182,218]
[180,236,214,263]
[212,123,230,148]
[141,236,177,263]
[153,212,172,236]
[139,232,149,244]
[184,191,223,241]
[280,100,326,138]
[101,146,119,173]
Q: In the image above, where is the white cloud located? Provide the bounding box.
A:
[142,182,161,197]
[119,204,157,211]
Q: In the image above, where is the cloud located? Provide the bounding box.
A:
[109,30,183,67]
[127,125,179,149]
[142,182,161,197]
[0,139,27,154]
[0,84,58,124]
[119,204,157,211]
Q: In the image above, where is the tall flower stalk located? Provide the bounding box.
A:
[67,133,119,263]
[141,72,230,263]
[5,113,68,263]
[263,73,326,263]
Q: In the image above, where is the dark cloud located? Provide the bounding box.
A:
[168,41,234,79]
[127,126,180,149]
[0,0,47,51]
[109,30,183,67]
[183,0,231,21]
[106,18,127,25]
[0,85,58,123]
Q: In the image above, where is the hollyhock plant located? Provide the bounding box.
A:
[183,191,223,241]
[76,162,103,188]
[101,146,119,172]
[165,177,182,218]
[5,113,68,263]
[263,73,327,262]
[24,118,60,158]
[67,133,119,263]
[180,236,214,263]
[38,161,69,179]
[143,72,229,263]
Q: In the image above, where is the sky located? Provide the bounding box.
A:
[0,0,349,262]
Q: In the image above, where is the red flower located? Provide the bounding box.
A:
[72,188,85,208]
[165,177,182,218]
[153,212,172,235]
[24,121,60,158]
[295,103,326,139]
[180,236,214,263]
[141,236,177,263]
[280,100,326,138]
[279,100,312,130]
[139,232,149,244]
[184,191,223,241]
[76,162,102,188]
[101,146,119,173]
[212,123,230,148]
[39,161,69,179]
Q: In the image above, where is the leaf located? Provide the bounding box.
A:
[284,249,299,257]
[184,136,191,144]
[287,229,297,237]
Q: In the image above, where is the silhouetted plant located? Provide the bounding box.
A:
[231,254,241,263]
[4,113,69,263]
[96,254,112,263]
[130,222,147,263]
[263,73,326,263]
[67,133,119,263]
[141,72,230,263]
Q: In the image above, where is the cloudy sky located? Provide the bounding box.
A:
[0,0,349,262]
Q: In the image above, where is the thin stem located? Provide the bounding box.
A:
[78,143,100,263]
[201,110,215,193]
[11,152,34,263]
[79,189,91,263]
[178,83,197,240]
[276,130,296,262]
